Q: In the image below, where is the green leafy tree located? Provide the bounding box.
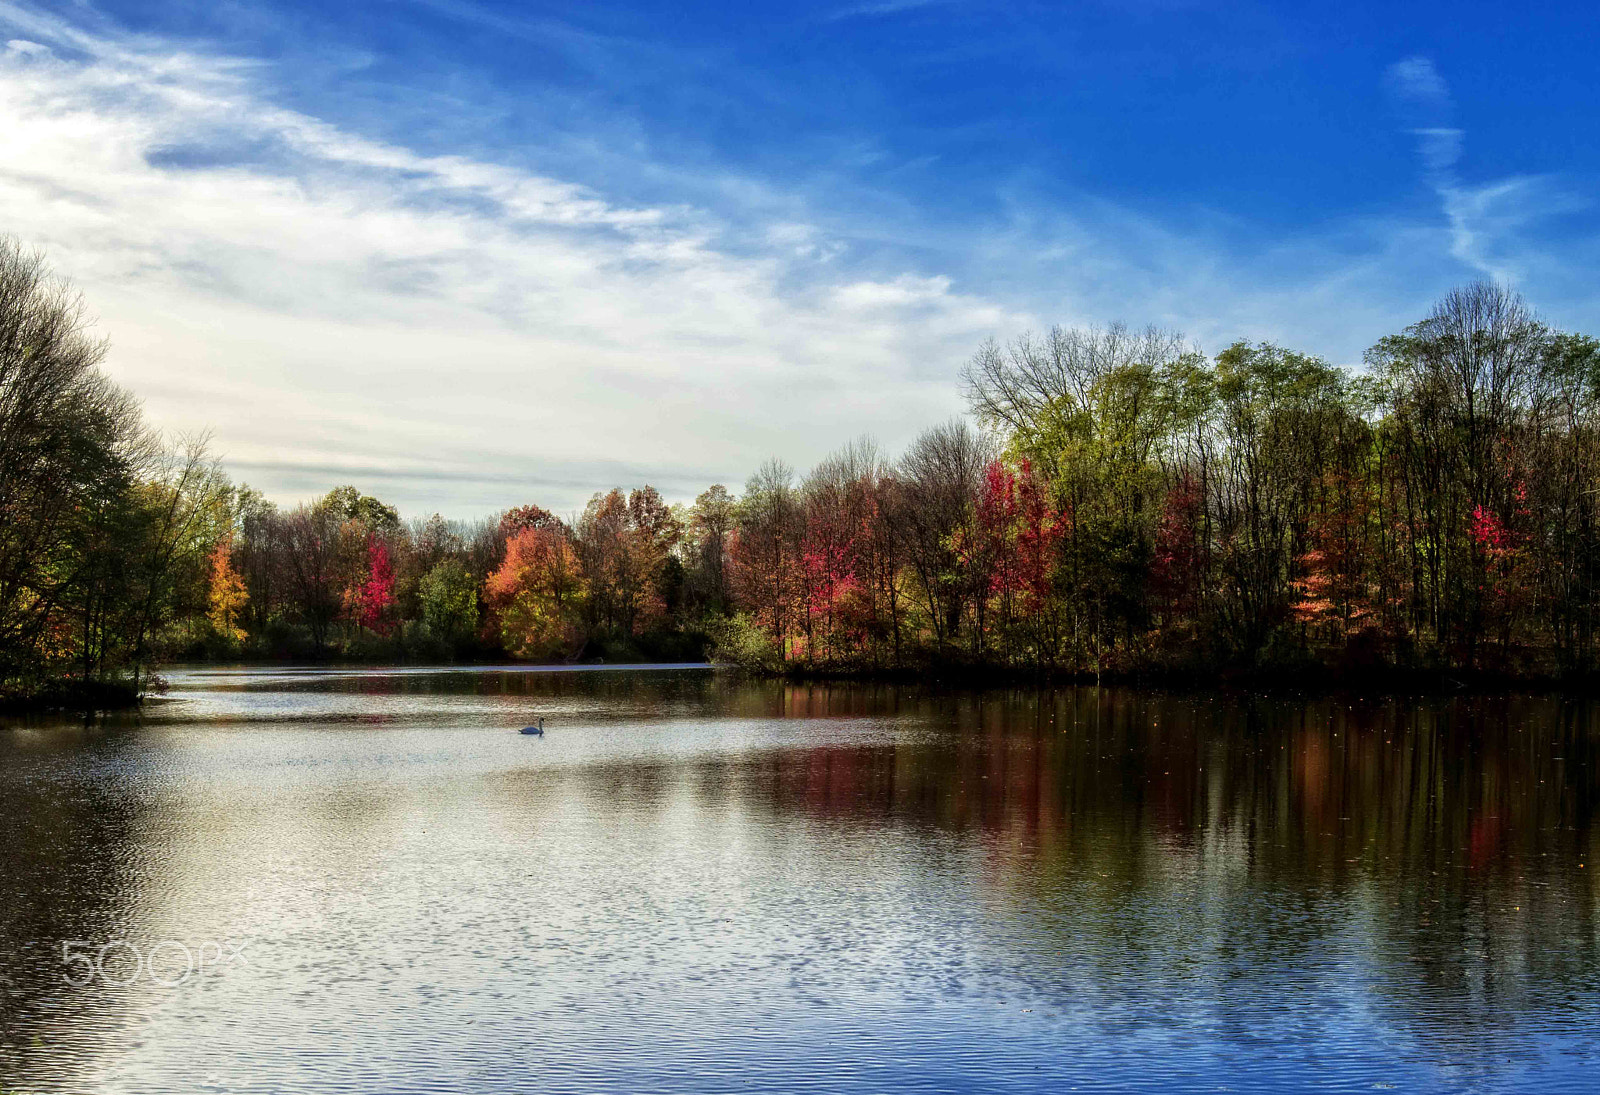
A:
[418,558,479,645]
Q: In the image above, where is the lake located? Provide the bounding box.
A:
[1,666,1597,1093]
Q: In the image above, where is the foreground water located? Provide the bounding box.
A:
[1,667,1597,1093]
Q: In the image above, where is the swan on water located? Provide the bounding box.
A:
[520,717,545,735]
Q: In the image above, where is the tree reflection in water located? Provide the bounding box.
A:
[2,671,1596,1091]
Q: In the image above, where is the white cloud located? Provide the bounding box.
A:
[0,8,1591,519]
[0,6,1023,516]
[1385,55,1452,117]
[1381,54,1587,287]
[824,0,963,21]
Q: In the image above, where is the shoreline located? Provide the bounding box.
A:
[733,660,1600,700]
[0,680,144,715]
[8,658,1599,716]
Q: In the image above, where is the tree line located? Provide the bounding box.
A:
[5,235,1600,704]
[724,290,1600,684]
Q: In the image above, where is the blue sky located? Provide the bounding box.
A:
[1,0,1596,516]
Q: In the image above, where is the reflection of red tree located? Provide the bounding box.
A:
[1295,728,1330,824]
[1469,813,1503,871]
[761,702,1215,859]
[730,686,1577,961]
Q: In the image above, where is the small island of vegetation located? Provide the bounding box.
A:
[4,234,1600,708]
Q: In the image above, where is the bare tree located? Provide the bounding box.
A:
[1373,281,1551,502]
[275,503,346,654]
[896,419,993,647]
[962,323,1189,457]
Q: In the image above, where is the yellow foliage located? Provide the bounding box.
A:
[207,539,249,643]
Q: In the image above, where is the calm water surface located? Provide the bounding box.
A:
[2,666,1598,1093]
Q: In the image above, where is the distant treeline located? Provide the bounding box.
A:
[727,293,1600,686]
[6,234,1600,705]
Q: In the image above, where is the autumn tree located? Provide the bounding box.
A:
[1207,342,1356,658]
[487,527,587,659]
[684,485,737,616]
[322,485,401,534]
[1368,282,1555,653]
[733,460,800,660]
[1013,458,1066,661]
[965,324,1199,663]
[345,534,397,635]
[1150,473,1203,628]
[500,504,561,539]
[833,440,900,663]
[274,503,345,654]
[207,538,249,643]
[572,487,681,640]
[68,434,232,688]
[1528,333,1600,670]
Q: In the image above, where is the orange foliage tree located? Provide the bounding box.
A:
[1291,474,1375,641]
[487,527,588,659]
[207,538,249,643]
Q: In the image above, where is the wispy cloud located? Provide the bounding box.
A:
[1386,55,1451,115]
[824,0,964,21]
[0,4,1020,516]
[1383,54,1578,286]
[1,5,1592,517]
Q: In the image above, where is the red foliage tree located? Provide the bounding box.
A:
[1150,474,1202,624]
[977,460,1019,599]
[1015,460,1064,616]
[799,508,857,660]
[1469,479,1531,647]
[345,535,396,635]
